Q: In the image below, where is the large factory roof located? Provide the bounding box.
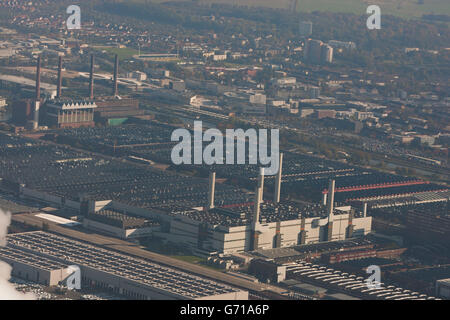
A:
[253,237,375,261]
[285,260,439,300]
[359,190,450,209]
[46,100,97,110]
[0,133,251,209]
[6,231,241,299]
[54,124,441,205]
[0,245,68,272]
[172,201,353,227]
[88,209,159,229]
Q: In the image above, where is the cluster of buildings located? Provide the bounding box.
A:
[10,54,143,130]
[0,133,373,257]
[0,1,448,300]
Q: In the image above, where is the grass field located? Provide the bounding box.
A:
[96,47,140,60]
[126,0,450,18]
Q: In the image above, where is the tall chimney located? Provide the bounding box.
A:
[57,56,62,99]
[207,172,216,210]
[258,167,265,203]
[327,179,335,222]
[33,56,41,125]
[113,54,119,97]
[253,168,265,229]
[363,202,368,217]
[274,153,283,203]
[35,55,41,101]
[89,54,95,100]
[322,191,328,206]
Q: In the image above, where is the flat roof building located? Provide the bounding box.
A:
[6,231,248,300]
[0,245,71,286]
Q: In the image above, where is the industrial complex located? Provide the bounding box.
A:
[0,2,448,302]
[4,231,247,300]
[0,132,372,256]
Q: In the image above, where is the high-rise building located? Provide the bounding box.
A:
[304,39,334,64]
[305,39,323,64]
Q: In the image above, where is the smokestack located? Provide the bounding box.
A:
[363,202,368,217]
[57,56,62,99]
[322,191,327,206]
[34,56,41,124]
[258,167,265,203]
[274,153,283,203]
[35,56,41,101]
[89,54,95,100]
[327,179,335,222]
[253,168,265,229]
[113,54,119,97]
[207,172,216,210]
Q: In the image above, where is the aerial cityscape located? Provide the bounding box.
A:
[0,0,448,306]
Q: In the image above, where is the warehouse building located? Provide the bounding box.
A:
[0,245,71,286]
[6,231,248,300]
[82,208,160,239]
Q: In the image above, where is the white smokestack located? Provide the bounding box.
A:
[258,168,265,203]
[207,172,216,210]
[327,180,335,222]
[363,203,368,217]
[322,192,327,206]
[274,153,283,203]
[0,209,36,300]
[253,168,265,229]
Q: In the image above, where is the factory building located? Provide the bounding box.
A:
[87,54,144,125]
[6,231,248,300]
[0,136,372,256]
[94,97,143,125]
[9,54,144,129]
[167,204,371,254]
[165,176,371,254]
[405,203,450,244]
[11,99,34,126]
[0,245,72,286]
[45,100,96,128]
[82,208,160,240]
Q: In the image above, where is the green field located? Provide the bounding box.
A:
[126,0,450,18]
[96,47,140,60]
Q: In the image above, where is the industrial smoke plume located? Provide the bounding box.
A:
[0,209,36,300]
